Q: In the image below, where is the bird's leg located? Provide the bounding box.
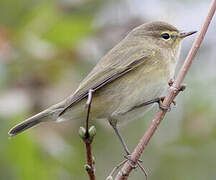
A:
[132,79,186,111]
[129,97,175,111]
[109,118,131,155]
[109,119,148,179]
[109,119,142,169]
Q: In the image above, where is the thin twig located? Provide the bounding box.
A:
[84,138,96,180]
[115,0,216,179]
[79,89,96,180]
[86,89,94,137]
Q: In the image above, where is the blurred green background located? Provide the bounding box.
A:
[0,0,216,179]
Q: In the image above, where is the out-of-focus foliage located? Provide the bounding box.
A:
[0,0,216,179]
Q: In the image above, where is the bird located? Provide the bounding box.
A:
[8,21,196,155]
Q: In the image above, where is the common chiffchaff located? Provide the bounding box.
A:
[9,21,196,152]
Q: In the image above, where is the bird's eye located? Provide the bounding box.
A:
[161,33,170,40]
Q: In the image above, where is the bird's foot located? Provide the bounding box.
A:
[123,154,148,180]
[124,154,142,169]
[157,97,176,111]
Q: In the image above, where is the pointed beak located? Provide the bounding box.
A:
[179,31,197,38]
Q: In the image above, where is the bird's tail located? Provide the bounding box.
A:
[8,108,59,137]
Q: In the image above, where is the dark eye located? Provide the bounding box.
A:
[161,33,170,40]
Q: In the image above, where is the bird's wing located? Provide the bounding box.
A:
[59,37,154,116]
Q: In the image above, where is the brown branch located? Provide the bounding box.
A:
[79,89,96,180]
[115,0,216,179]
[79,125,96,180]
[84,133,96,180]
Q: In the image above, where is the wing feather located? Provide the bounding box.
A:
[59,34,154,116]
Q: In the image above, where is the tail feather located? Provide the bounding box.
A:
[8,109,53,137]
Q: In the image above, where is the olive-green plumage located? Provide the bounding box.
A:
[9,21,196,136]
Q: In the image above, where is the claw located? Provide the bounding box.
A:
[159,105,171,111]
[124,155,142,163]
[124,155,148,180]
[124,155,138,169]
[160,97,176,106]
[157,97,175,111]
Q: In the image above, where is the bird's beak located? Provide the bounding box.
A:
[179,31,197,38]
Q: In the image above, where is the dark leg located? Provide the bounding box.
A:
[109,118,143,166]
[109,119,131,155]
[129,97,174,112]
[109,120,147,177]
[128,80,186,112]
[156,97,172,111]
